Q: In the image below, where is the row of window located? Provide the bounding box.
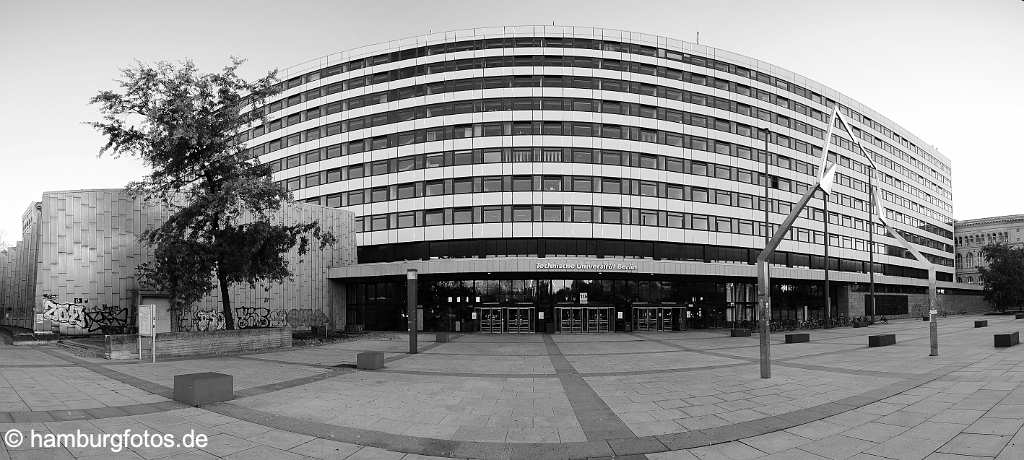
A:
[276,144,951,242]
[259,117,949,225]
[255,55,829,140]
[348,205,953,267]
[245,73,951,214]
[308,173,952,254]
[257,34,945,176]
[956,231,1010,247]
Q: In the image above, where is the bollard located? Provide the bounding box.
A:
[929,312,938,356]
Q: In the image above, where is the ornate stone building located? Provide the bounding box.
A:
[955,214,1024,284]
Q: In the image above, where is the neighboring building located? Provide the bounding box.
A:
[239,25,979,333]
[955,214,1024,284]
[0,189,355,335]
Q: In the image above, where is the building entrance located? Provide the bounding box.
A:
[505,306,535,334]
[632,306,685,331]
[475,305,535,334]
[555,305,613,333]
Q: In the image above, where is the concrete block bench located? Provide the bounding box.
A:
[975,320,988,328]
[922,316,930,321]
[1015,313,1024,319]
[173,372,233,406]
[785,333,810,343]
[730,329,751,337]
[995,331,1020,348]
[868,334,896,347]
[356,351,385,370]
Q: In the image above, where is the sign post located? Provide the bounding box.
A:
[138,305,156,364]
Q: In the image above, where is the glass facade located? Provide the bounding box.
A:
[346,275,841,333]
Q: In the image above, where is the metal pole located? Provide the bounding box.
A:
[407,269,418,354]
[868,173,876,321]
[763,128,770,324]
[929,267,938,356]
[824,196,830,326]
[757,261,771,378]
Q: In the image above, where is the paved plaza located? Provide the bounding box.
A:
[2,315,1024,459]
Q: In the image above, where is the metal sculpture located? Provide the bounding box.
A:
[756,105,939,378]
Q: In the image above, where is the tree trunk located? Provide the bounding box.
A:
[219,270,234,329]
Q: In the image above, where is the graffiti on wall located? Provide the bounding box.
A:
[41,295,133,333]
[237,307,327,329]
[175,306,327,331]
[42,295,85,328]
[83,305,131,334]
[176,308,227,332]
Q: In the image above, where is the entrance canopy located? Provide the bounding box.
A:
[329,256,944,288]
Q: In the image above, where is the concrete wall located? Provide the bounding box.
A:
[844,288,990,318]
[0,189,355,335]
[0,203,40,329]
[105,327,292,360]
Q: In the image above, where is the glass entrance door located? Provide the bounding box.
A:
[504,307,535,334]
[477,307,503,333]
[556,306,613,333]
[556,307,584,333]
[633,307,658,331]
[587,307,612,332]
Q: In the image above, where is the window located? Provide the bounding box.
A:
[716,218,732,233]
[425,180,444,196]
[482,177,502,192]
[425,210,444,226]
[691,161,708,176]
[572,177,592,192]
[692,187,709,202]
[667,185,683,200]
[512,206,532,222]
[542,206,562,222]
[692,215,709,230]
[601,151,621,165]
[667,213,684,228]
[425,153,444,168]
[512,176,533,192]
[482,149,502,163]
[601,178,621,194]
[453,208,473,224]
[482,206,502,223]
[640,210,658,226]
[572,149,592,163]
[371,216,388,231]
[639,154,657,169]
[347,190,363,205]
[542,176,562,191]
[398,157,416,172]
[371,161,388,176]
[639,181,657,197]
[572,207,592,223]
[453,178,472,194]
[371,187,388,202]
[602,208,622,224]
[397,212,416,228]
[397,184,416,199]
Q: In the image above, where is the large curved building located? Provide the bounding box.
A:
[240,26,962,333]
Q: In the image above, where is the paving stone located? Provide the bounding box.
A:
[938,433,1011,457]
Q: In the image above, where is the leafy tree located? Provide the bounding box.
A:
[978,242,1024,312]
[89,59,334,329]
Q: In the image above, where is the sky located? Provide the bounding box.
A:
[1,0,1021,246]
